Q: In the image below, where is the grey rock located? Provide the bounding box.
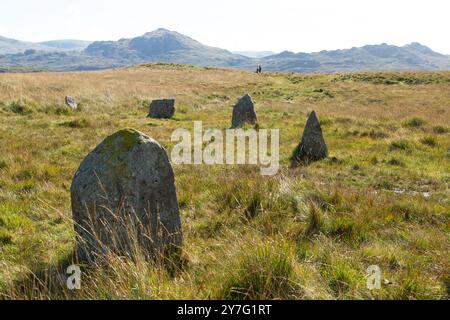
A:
[148,99,175,119]
[232,94,258,128]
[70,129,182,262]
[291,111,328,165]
[65,96,78,109]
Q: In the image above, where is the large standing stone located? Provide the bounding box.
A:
[291,111,328,165]
[65,96,78,109]
[70,129,182,262]
[148,99,176,119]
[232,94,258,128]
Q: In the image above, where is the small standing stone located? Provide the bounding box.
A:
[232,94,258,128]
[65,96,78,109]
[291,111,328,165]
[70,129,183,262]
[148,99,176,119]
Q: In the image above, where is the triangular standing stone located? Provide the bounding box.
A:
[291,111,328,165]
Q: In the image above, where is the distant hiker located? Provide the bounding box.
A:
[256,66,262,74]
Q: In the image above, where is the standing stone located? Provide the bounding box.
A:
[148,99,176,119]
[70,129,182,262]
[65,96,78,109]
[291,111,328,165]
[232,94,258,128]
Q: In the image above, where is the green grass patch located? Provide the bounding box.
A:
[218,240,296,300]
[403,117,426,128]
[59,118,91,128]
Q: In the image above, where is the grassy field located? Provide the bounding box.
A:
[0,64,449,299]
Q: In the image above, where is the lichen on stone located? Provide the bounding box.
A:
[98,128,147,176]
[100,128,145,155]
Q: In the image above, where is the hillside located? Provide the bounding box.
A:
[84,28,250,67]
[38,40,92,51]
[233,51,277,58]
[0,65,448,299]
[1,29,450,72]
[0,36,90,55]
[0,36,58,55]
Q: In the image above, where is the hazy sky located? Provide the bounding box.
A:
[1,0,449,54]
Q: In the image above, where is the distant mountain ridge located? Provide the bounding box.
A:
[260,42,450,72]
[0,36,56,54]
[39,40,92,51]
[233,51,277,58]
[1,28,450,72]
[0,36,90,54]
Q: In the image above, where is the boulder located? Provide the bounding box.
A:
[291,111,328,165]
[70,129,182,262]
[232,94,258,128]
[148,99,176,119]
[65,96,78,109]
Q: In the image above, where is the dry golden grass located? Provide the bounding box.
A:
[1,66,449,123]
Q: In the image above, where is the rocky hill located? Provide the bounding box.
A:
[84,28,250,67]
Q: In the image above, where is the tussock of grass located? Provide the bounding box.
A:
[327,216,368,244]
[217,239,297,300]
[361,129,388,139]
[0,160,7,170]
[420,136,438,147]
[7,101,33,115]
[389,140,412,151]
[319,255,360,298]
[386,157,404,166]
[0,230,13,245]
[403,117,426,128]
[305,203,326,236]
[433,126,448,134]
[60,118,91,128]
[215,176,304,222]
[43,105,74,115]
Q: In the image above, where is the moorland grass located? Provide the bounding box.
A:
[0,65,448,299]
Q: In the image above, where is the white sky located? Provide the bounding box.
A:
[1,0,449,54]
